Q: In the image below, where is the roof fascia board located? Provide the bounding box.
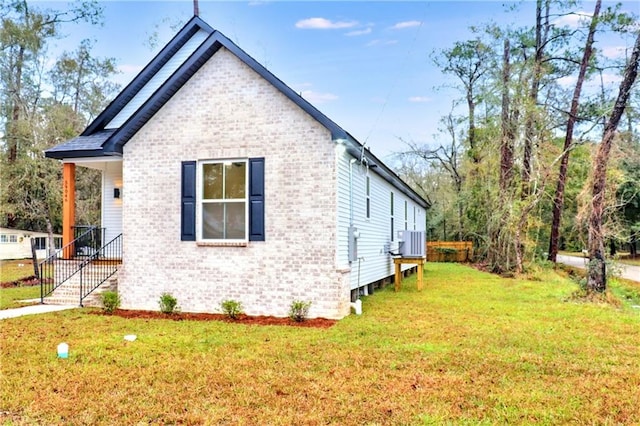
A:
[83,16,214,136]
[45,149,122,160]
[61,157,122,164]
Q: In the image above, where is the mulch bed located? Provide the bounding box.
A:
[0,276,41,288]
[94,309,336,329]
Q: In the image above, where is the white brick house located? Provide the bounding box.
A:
[45,16,428,319]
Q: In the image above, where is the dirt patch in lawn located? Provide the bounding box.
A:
[96,309,337,328]
[0,275,42,288]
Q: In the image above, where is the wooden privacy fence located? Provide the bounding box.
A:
[427,241,474,262]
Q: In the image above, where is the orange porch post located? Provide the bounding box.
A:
[62,162,76,259]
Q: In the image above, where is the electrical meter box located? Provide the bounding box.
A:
[348,226,359,262]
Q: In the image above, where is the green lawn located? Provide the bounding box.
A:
[1,263,639,425]
[0,259,41,309]
[0,286,40,309]
[0,259,38,283]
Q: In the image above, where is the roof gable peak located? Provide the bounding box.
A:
[82,16,214,136]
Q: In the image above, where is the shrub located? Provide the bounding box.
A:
[159,292,179,314]
[289,300,312,322]
[101,291,121,314]
[220,299,243,319]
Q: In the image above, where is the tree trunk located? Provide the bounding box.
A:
[587,31,640,293]
[46,219,56,258]
[500,39,514,192]
[548,0,601,262]
[467,90,478,164]
[522,0,547,198]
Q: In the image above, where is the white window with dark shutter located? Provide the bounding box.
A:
[181,158,265,243]
[198,160,248,241]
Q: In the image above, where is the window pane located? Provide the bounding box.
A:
[225,202,246,239]
[225,162,246,199]
[202,163,223,200]
[202,203,224,239]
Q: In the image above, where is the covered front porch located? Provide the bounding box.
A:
[61,158,123,256]
[40,158,123,306]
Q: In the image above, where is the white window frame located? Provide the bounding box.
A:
[365,176,371,220]
[413,206,417,230]
[196,159,249,243]
[404,200,408,230]
[390,192,394,242]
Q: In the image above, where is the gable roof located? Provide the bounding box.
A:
[45,16,429,208]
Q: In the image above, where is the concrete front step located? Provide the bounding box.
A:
[45,272,118,308]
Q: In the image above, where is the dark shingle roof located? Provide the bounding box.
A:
[45,130,117,158]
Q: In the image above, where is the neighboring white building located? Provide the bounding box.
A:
[0,227,62,260]
[44,16,428,319]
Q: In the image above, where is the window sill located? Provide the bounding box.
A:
[197,241,248,247]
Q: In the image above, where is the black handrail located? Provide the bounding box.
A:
[40,227,103,302]
[79,233,122,306]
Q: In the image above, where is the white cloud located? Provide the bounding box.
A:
[601,46,626,59]
[295,17,358,30]
[346,27,372,36]
[300,90,339,104]
[552,12,591,29]
[408,96,432,103]
[390,20,421,30]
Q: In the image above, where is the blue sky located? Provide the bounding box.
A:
[44,1,639,160]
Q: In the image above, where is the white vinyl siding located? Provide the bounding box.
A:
[336,153,426,290]
[102,161,123,243]
[105,29,210,129]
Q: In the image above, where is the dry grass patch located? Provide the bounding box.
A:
[1,263,639,424]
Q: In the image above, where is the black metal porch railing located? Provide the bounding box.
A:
[79,233,122,306]
[39,227,121,305]
[72,226,104,258]
[40,227,100,301]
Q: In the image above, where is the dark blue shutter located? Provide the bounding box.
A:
[249,158,265,241]
[181,161,196,241]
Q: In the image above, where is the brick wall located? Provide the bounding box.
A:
[119,48,351,319]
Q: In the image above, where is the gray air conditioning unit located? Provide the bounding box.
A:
[397,230,426,258]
